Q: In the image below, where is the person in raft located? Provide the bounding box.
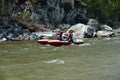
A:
[66,29,74,43]
[56,29,63,41]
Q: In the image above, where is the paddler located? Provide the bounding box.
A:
[66,29,74,43]
[56,28,63,41]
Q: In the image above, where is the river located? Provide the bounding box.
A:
[0,37,120,80]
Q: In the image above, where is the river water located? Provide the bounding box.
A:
[0,37,120,80]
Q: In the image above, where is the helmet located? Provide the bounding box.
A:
[57,29,61,32]
[67,29,74,32]
[67,29,71,33]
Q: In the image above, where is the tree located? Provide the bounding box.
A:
[81,0,120,25]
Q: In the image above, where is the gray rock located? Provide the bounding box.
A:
[30,12,40,23]
[70,23,94,38]
[58,24,71,32]
[100,25,113,31]
[32,32,55,39]
[97,30,114,37]
[87,19,100,31]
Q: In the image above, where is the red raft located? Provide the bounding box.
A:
[38,39,84,46]
[38,39,49,45]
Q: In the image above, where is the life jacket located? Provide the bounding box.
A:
[67,31,73,42]
[56,32,62,40]
[67,32,71,39]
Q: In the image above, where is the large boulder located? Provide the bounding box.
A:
[32,31,56,39]
[97,25,114,37]
[0,38,7,43]
[114,28,120,36]
[97,30,114,37]
[100,25,113,31]
[69,23,94,38]
[87,19,100,31]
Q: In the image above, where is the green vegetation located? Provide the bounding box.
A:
[81,0,120,25]
[0,0,7,16]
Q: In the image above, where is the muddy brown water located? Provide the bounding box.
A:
[0,37,120,80]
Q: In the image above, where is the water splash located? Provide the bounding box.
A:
[43,59,65,64]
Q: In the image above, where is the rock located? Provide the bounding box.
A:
[17,34,24,40]
[87,19,100,31]
[15,18,50,32]
[58,24,71,32]
[0,38,7,43]
[70,23,94,38]
[97,30,114,37]
[10,0,88,28]
[100,25,113,31]
[66,8,88,25]
[113,28,120,36]
[30,12,40,23]
[0,16,35,41]
[6,33,14,40]
[32,32,56,39]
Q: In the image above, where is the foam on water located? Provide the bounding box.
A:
[78,43,91,47]
[103,38,111,40]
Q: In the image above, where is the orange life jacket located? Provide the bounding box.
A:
[57,32,62,40]
[67,32,71,39]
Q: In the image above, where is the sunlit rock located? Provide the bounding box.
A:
[100,25,113,31]
[97,30,114,37]
[70,23,94,38]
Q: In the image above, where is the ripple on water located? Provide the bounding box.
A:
[103,38,111,40]
[112,37,120,40]
[3,51,9,53]
[40,47,47,49]
[103,37,120,41]
[52,47,59,51]
[24,48,29,50]
[113,40,120,44]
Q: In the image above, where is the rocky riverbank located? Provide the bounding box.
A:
[0,16,120,43]
[0,16,39,42]
[0,0,120,42]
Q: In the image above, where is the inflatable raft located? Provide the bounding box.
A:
[38,39,84,46]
